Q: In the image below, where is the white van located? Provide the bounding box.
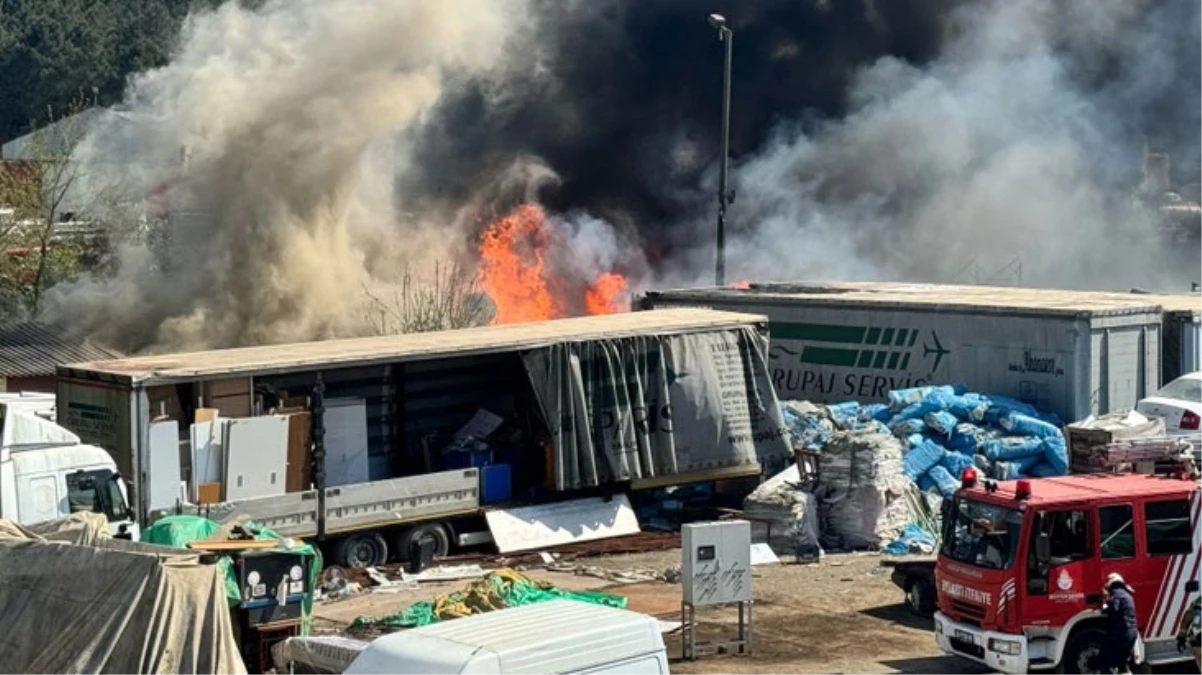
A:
[344,599,670,674]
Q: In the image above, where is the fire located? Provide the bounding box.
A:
[585,273,629,314]
[476,203,630,324]
[730,279,752,289]
[476,204,558,324]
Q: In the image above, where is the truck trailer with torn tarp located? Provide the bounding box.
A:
[55,309,791,567]
[639,282,1201,423]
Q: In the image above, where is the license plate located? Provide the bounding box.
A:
[954,629,975,644]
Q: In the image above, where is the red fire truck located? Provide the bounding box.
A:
[933,468,1200,673]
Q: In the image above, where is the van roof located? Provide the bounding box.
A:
[965,473,1200,507]
[345,600,665,675]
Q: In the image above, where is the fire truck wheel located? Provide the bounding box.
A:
[1061,626,1107,674]
[396,523,451,562]
[335,532,389,569]
[906,577,935,616]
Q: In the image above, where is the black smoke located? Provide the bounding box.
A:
[402,0,961,248]
[404,0,1200,286]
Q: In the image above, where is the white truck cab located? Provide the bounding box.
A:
[0,404,137,539]
[345,599,670,675]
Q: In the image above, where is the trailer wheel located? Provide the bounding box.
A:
[396,523,450,562]
[906,577,935,616]
[1061,626,1106,674]
[335,532,388,569]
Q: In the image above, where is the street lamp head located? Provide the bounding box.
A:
[707,13,727,29]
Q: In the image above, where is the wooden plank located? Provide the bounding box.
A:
[187,539,281,551]
[286,411,312,493]
[195,407,219,423]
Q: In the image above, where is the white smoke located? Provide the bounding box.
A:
[663,0,1199,291]
[44,0,530,352]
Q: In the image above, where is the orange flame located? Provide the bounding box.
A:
[477,204,558,324]
[476,203,630,324]
[585,273,629,315]
[730,279,752,289]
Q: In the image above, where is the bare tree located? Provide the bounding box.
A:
[364,260,495,335]
[0,94,96,318]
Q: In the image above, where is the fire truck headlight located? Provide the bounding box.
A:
[988,638,1022,656]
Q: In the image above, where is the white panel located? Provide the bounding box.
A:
[682,520,752,606]
[190,419,224,492]
[223,416,289,501]
[323,398,370,487]
[147,419,182,512]
[484,494,640,554]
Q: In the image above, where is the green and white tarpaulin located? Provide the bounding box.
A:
[522,326,791,490]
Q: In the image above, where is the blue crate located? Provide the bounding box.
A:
[481,463,512,504]
[443,449,493,470]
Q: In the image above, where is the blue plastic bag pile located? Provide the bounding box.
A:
[781,384,1068,498]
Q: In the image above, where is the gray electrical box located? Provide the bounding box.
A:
[682,520,752,606]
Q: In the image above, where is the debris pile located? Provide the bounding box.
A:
[1066,410,1180,473]
[782,384,1068,498]
[347,568,626,634]
[741,464,822,559]
[778,384,1069,554]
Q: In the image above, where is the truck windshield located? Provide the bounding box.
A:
[941,497,1023,570]
[65,469,130,522]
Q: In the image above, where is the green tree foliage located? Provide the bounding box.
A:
[0,0,264,143]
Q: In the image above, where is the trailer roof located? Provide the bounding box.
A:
[644,282,1192,318]
[57,308,767,386]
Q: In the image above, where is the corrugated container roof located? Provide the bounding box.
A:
[59,308,767,385]
[0,323,124,378]
[645,281,1185,317]
[347,600,662,673]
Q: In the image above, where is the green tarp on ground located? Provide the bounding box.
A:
[349,568,626,630]
[142,515,323,634]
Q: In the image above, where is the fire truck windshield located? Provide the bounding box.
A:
[941,497,1024,570]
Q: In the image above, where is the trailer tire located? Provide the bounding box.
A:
[335,532,388,569]
[906,577,935,617]
[1060,626,1107,674]
[396,523,451,562]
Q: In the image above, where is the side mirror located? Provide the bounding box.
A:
[1035,531,1050,564]
[1187,580,1199,594]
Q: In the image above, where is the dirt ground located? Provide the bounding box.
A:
[312,549,989,674]
[312,549,1200,673]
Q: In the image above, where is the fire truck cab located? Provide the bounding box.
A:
[933,468,1200,673]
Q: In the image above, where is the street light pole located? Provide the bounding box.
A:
[708,14,734,287]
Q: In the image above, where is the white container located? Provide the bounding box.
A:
[641,282,1169,422]
[344,599,669,675]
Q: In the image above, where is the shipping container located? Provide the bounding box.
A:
[1152,293,1201,382]
[639,282,1169,422]
[56,309,791,566]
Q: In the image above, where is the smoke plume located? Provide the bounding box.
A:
[43,0,1200,353]
[44,0,530,352]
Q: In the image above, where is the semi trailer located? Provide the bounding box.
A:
[54,308,792,566]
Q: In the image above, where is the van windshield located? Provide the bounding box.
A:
[941,498,1024,570]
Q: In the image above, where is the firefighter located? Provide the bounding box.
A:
[1178,596,1201,671]
[1097,572,1139,674]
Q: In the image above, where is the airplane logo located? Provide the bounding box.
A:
[923,332,949,372]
